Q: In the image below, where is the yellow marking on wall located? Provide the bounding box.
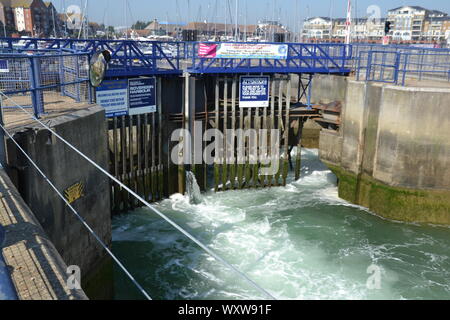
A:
[64,182,84,204]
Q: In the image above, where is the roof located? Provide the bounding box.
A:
[146,20,186,30]
[0,0,34,8]
[389,6,428,12]
[428,16,450,22]
[305,17,332,23]
[388,6,447,16]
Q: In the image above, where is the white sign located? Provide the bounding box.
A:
[239,76,270,108]
[96,80,129,117]
[0,60,8,73]
[199,43,289,60]
[128,77,157,115]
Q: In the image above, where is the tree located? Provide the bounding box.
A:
[131,20,149,30]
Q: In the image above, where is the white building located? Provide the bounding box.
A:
[302,17,332,39]
[387,6,447,41]
[13,6,25,32]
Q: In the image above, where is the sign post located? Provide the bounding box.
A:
[239,76,270,108]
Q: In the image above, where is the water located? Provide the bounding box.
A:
[112,149,450,300]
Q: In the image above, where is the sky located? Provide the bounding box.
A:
[50,0,450,29]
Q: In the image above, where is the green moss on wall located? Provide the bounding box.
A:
[325,163,358,203]
[323,161,450,225]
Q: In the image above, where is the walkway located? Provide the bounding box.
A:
[0,169,87,300]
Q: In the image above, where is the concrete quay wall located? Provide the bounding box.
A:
[318,76,450,225]
[5,105,113,299]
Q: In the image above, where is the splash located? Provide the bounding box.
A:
[186,171,203,205]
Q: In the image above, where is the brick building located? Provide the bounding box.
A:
[0,0,57,37]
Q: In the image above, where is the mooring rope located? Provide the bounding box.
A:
[0,92,277,300]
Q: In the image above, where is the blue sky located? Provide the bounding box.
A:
[51,0,450,28]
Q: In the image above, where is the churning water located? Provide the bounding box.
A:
[112,149,450,300]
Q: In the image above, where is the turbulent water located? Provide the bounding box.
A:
[112,149,450,300]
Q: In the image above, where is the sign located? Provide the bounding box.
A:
[96,80,129,117]
[239,76,270,108]
[128,77,156,115]
[199,43,288,60]
[64,182,84,204]
[0,59,8,73]
[382,36,390,46]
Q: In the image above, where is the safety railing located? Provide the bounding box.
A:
[349,43,450,70]
[356,51,401,83]
[0,52,91,117]
[356,48,450,85]
[0,38,185,77]
[186,42,352,74]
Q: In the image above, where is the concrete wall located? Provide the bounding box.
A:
[6,105,113,299]
[311,74,348,105]
[374,86,450,189]
[319,76,450,225]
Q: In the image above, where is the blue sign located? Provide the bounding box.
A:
[239,76,270,108]
[128,77,157,115]
[96,80,129,118]
[0,59,8,73]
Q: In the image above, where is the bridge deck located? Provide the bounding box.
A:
[0,38,352,76]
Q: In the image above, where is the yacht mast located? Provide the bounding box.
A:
[235,0,238,41]
[346,0,352,44]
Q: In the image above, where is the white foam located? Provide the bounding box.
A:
[112,149,450,300]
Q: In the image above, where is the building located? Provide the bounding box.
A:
[424,16,450,42]
[387,6,447,41]
[301,6,449,44]
[145,19,186,37]
[44,1,62,37]
[332,18,385,42]
[302,17,333,40]
[0,0,55,37]
[0,0,15,36]
[181,22,276,42]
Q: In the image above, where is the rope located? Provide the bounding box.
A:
[0,92,277,300]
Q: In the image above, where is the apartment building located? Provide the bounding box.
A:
[423,16,450,42]
[302,17,332,40]
[302,6,449,43]
[387,6,447,41]
[0,0,55,36]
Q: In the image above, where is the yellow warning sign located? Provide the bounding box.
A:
[64,182,84,204]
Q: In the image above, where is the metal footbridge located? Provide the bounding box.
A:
[0,38,352,76]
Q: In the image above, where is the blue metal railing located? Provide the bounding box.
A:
[0,38,185,77]
[187,42,352,74]
[356,47,450,85]
[0,38,355,75]
[1,38,449,93]
[0,52,91,117]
